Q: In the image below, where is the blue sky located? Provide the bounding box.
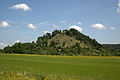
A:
[0,0,120,48]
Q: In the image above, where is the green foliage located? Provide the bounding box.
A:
[3,29,118,56]
[104,44,120,50]
[52,30,61,37]
[0,49,5,53]
[4,45,14,53]
[12,42,26,54]
[49,40,58,47]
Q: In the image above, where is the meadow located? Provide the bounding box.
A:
[0,53,120,80]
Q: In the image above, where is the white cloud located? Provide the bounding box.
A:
[44,31,49,34]
[10,3,31,11]
[28,24,37,29]
[92,23,105,29]
[0,42,7,46]
[53,25,59,28]
[110,26,115,30]
[70,25,83,32]
[0,21,9,27]
[15,40,21,43]
[117,0,120,13]
[60,20,66,24]
[77,21,82,25]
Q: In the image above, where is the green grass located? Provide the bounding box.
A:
[0,53,120,80]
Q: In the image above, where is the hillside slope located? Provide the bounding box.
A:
[48,34,87,48]
[3,28,119,56]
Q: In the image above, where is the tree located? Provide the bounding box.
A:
[52,30,61,37]
[62,42,65,47]
[50,40,57,47]
[4,45,14,53]
[12,42,25,54]
[46,33,51,37]
[3,29,117,56]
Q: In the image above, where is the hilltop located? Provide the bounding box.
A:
[3,28,120,56]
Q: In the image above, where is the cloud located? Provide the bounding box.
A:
[0,21,9,27]
[27,24,37,29]
[53,25,59,28]
[92,23,105,29]
[110,26,115,30]
[77,21,82,25]
[15,40,21,43]
[117,0,120,13]
[0,42,7,46]
[44,31,49,34]
[10,3,31,11]
[60,20,66,24]
[70,25,83,32]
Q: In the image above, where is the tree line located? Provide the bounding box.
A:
[1,29,120,56]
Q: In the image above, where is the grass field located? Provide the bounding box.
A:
[0,53,120,80]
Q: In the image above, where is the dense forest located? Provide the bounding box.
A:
[2,29,120,56]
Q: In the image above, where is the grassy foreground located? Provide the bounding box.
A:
[0,53,120,80]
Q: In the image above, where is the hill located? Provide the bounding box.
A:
[103,44,120,50]
[3,28,120,56]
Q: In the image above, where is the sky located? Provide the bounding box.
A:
[0,0,120,49]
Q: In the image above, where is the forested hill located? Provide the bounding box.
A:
[3,29,120,56]
[103,44,120,50]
